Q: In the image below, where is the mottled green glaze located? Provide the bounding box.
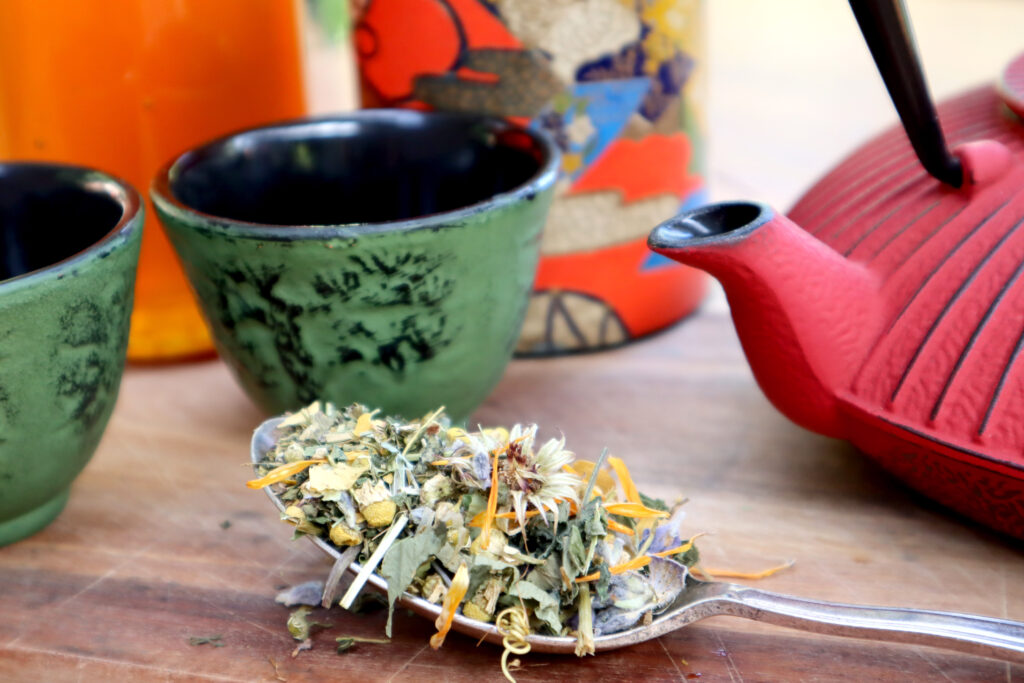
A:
[155,192,553,422]
[0,169,141,546]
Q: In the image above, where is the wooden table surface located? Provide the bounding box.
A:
[3,1,1024,681]
[2,313,1022,682]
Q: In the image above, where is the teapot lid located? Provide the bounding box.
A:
[999,51,1024,120]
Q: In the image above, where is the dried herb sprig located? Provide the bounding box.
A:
[250,402,715,667]
[188,634,225,647]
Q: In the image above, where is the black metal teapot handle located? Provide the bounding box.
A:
[849,0,963,187]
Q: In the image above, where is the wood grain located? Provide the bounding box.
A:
[0,313,1021,682]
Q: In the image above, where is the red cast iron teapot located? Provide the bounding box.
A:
[650,0,1024,539]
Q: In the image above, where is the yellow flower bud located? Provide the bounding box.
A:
[446,426,468,441]
[462,602,492,623]
[329,522,363,547]
[361,500,397,528]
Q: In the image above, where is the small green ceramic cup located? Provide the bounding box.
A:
[0,163,142,546]
[153,111,559,421]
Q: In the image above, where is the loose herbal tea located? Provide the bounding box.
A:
[249,402,714,669]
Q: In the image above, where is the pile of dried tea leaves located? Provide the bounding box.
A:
[249,402,706,661]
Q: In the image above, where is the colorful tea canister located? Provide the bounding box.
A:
[353,0,708,354]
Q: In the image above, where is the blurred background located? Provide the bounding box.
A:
[304,0,1024,313]
[706,0,1024,311]
[2,0,1023,326]
[305,0,1024,207]
[708,0,1023,206]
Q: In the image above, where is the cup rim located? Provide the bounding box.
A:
[0,162,142,291]
[149,109,561,240]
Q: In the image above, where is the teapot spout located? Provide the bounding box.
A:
[649,202,883,438]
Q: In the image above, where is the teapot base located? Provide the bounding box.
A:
[842,406,1024,540]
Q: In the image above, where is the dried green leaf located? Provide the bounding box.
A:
[578,498,606,539]
[524,555,561,593]
[379,525,445,637]
[187,634,225,647]
[595,564,612,603]
[468,553,518,598]
[507,580,562,635]
[460,492,486,519]
[562,525,587,578]
[639,491,670,512]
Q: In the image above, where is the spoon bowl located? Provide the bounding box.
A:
[252,417,1024,660]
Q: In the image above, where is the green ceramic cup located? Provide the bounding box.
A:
[0,163,142,546]
[152,111,558,421]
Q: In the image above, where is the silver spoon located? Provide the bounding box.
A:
[251,418,1024,661]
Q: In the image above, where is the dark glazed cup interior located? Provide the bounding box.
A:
[159,110,557,230]
[1,164,133,283]
[151,111,559,421]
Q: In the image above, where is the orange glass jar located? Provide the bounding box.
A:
[0,0,308,361]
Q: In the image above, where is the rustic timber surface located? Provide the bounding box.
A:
[1,312,1021,682]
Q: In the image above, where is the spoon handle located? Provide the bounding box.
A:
[708,584,1024,662]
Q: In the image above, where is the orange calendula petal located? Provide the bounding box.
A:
[430,562,469,649]
[606,519,634,535]
[701,561,794,580]
[614,554,652,574]
[652,532,707,558]
[607,456,641,504]
[603,502,669,519]
[478,451,500,542]
[570,460,615,495]
[497,509,542,520]
[245,459,326,489]
[575,554,653,583]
